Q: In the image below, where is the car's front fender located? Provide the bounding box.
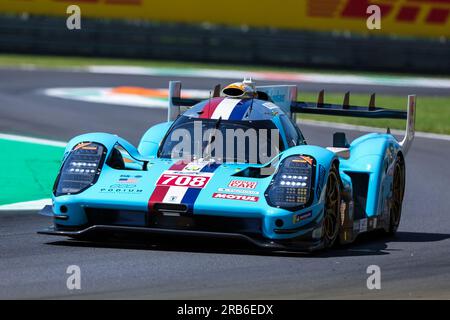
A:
[63,132,146,163]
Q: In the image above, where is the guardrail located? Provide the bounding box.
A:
[0,14,449,74]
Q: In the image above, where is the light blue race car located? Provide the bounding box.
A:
[39,79,416,251]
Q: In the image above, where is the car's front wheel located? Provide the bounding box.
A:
[322,166,341,249]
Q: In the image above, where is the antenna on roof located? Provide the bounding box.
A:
[207,90,212,119]
[247,96,255,118]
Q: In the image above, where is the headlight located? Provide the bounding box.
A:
[265,155,316,210]
[54,142,107,196]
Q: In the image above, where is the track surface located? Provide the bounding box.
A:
[0,69,449,299]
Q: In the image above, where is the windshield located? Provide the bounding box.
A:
[158,116,284,164]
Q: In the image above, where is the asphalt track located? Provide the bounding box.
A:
[0,68,449,299]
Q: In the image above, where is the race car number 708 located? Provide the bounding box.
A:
[156,173,210,188]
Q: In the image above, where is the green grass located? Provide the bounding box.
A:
[0,139,63,205]
[0,53,310,72]
[297,93,450,135]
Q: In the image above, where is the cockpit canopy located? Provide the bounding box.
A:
[159,97,305,164]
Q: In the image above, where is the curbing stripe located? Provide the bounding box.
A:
[85,66,450,89]
[9,65,450,89]
[0,198,51,211]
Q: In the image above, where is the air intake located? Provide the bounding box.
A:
[153,203,188,216]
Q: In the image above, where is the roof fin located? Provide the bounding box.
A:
[343,92,350,110]
[369,93,376,111]
[213,84,221,98]
[317,90,324,108]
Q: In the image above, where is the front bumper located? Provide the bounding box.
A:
[38,224,323,252]
[38,205,323,251]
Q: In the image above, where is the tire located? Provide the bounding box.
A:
[388,159,405,235]
[322,166,341,249]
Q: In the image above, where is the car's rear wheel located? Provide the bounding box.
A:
[322,166,341,248]
[388,159,405,234]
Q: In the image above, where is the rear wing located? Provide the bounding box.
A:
[168,81,416,155]
[291,91,416,155]
[400,95,416,155]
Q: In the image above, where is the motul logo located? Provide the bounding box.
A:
[308,0,450,24]
[212,193,259,202]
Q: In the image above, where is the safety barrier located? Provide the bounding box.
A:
[0,15,449,73]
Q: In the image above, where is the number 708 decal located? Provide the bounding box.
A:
[156,173,211,188]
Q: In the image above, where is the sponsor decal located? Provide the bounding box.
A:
[109,184,136,189]
[263,102,280,110]
[5,1,449,38]
[118,174,142,184]
[293,211,312,223]
[338,0,450,25]
[212,193,259,202]
[119,178,138,183]
[217,187,259,195]
[100,186,143,194]
[228,180,257,189]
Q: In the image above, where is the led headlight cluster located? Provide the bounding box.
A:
[54,142,106,196]
[265,155,315,210]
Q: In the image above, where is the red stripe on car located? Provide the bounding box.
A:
[199,97,224,119]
